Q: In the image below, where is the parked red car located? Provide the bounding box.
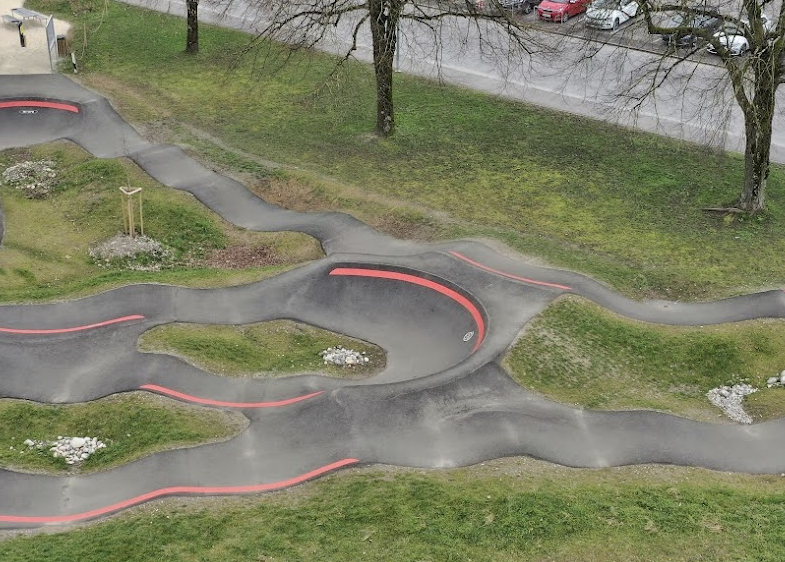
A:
[537,0,590,22]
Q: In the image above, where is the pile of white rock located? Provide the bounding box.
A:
[23,436,106,465]
[766,370,785,388]
[2,160,58,199]
[89,234,172,271]
[320,346,370,367]
[707,383,758,424]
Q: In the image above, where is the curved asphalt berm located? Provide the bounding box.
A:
[1,75,785,528]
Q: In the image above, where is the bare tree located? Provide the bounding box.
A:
[635,0,785,213]
[186,0,199,53]
[250,0,541,137]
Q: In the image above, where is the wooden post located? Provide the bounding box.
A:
[127,194,134,237]
[121,192,128,234]
[119,187,144,238]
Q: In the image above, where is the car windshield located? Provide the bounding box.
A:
[546,0,570,4]
[591,0,618,8]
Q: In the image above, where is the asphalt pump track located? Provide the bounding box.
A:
[1,75,785,528]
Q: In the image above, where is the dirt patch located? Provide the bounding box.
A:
[250,175,441,241]
[249,176,319,213]
[372,212,438,241]
[201,244,285,269]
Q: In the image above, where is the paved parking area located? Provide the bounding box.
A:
[0,0,71,75]
[520,8,724,66]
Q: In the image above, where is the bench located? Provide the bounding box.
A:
[1,14,21,25]
[10,8,47,23]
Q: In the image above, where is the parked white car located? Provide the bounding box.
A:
[707,15,774,56]
[585,0,638,30]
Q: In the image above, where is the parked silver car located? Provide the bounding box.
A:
[584,0,638,30]
[706,15,774,56]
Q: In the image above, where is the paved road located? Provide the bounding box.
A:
[118,0,784,162]
[2,76,785,528]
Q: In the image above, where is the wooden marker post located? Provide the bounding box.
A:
[119,187,144,238]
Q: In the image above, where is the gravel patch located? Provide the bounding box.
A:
[707,383,758,424]
[2,160,58,199]
[89,234,172,270]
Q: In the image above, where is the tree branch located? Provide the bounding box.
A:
[637,1,753,113]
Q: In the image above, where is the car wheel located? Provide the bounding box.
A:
[561,11,569,22]
[612,18,619,30]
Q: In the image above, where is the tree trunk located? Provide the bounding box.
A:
[186,0,199,54]
[369,0,398,137]
[739,115,771,213]
[738,63,776,213]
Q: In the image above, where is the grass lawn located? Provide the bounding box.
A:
[0,142,322,303]
[26,0,785,301]
[3,459,785,561]
[0,393,244,474]
[505,296,785,421]
[139,320,385,378]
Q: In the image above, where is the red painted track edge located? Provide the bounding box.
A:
[140,384,324,408]
[449,251,573,291]
[0,100,80,113]
[329,267,485,351]
[0,458,360,524]
[0,315,145,334]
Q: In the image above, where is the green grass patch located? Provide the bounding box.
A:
[4,459,785,560]
[745,390,785,422]
[139,320,385,377]
[0,142,322,303]
[505,296,785,421]
[0,393,244,474]
[248,167,445,241]
[0,265,294,304]
[25,0,785,299]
